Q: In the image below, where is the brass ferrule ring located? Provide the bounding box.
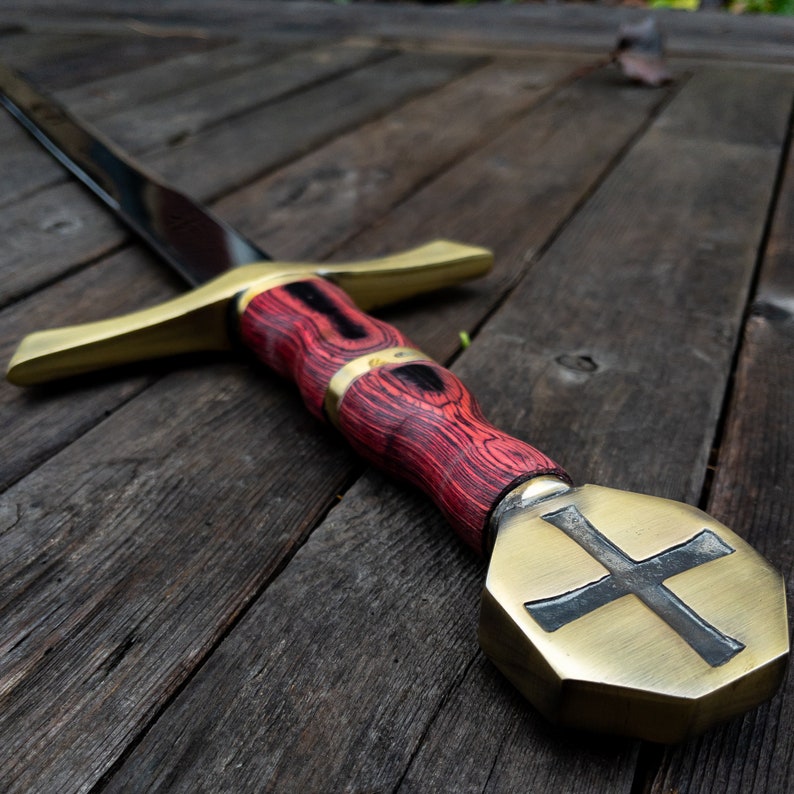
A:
[324,347,431,428]
[486,475,573,554]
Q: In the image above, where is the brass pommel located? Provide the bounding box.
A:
[479,482,789,742]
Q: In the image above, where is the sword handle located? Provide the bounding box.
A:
[238,277,568,554]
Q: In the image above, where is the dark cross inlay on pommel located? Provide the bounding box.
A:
[524,505,745,667]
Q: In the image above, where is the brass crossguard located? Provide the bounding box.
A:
[6,240,491,386]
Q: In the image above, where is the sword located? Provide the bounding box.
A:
[1,62,787,743]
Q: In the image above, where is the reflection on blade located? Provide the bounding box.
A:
[0,62,270,285]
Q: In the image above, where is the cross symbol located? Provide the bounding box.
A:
[524,504,744,667]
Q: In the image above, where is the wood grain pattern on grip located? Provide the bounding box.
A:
[238,277,568,554]
[239,278,411,419]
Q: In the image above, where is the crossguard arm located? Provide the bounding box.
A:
[6,240,490,386]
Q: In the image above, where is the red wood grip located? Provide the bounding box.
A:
[239,278,568,555]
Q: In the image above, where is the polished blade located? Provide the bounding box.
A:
[0,62,271,286]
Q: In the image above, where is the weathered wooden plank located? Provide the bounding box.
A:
[217,63,675,375]
[142,49,484,200]
[0,247,179,492]
[0,32,248,207]
[102,65,791,792]
[0,115,72,209]
[92,43,393,152]
[213,53,592,261]
[56,38,299,119]
[397,656,638,794]
[0,12,789,794]
[2,29,223,89]
[0,50,593,480]
[391,69,793,790]
[0,182,126,307]
[0,364,355,793]
[0,30,228,132]
[648,130,794,794]
[0,61,636,482]
[0,52,577,495]
[340,67,670,363]
[0,33,248,209]
[6,2,794,62]
[654,66,793,147]
[0,32,137,70]
[0,59,666,792]
[0,57,640,503]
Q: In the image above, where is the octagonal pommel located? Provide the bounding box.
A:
[479,483,789,742]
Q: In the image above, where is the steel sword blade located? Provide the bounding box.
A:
[0,62,270,286]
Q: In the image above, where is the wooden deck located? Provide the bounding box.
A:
[0,2,792,791]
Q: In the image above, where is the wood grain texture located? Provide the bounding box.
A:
[0,40,471,298]
[89,43,394,153]
[0,182,127,308]
[0,42,479,305]
[6,1,794,62]
[0,111,67,208]
[0,40,391,245]
[214,53,591,262]
[0,37,486,476]
[338,66,671,364]
[99,71,674,794]
[0,31,226,210]
[0,363,357,793]
[0,247,179,491]
[2,29,223,89]
[0,36,299,209]
[240,278,414,420]
[413,66,792,791]
[456,67,794,500]
[102,475,489,793]
[142,49,484,201]
[339,361,566,554]
[55,39,299,119]
[0,36,584,792]
[648,113,794,794]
